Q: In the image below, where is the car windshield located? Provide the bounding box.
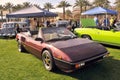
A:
[15,22,27,28]
[42,27,76,42]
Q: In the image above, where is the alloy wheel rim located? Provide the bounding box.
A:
[43,52,51,70]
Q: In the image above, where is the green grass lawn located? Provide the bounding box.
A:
[81,18,96,28]
[0,39,120,80]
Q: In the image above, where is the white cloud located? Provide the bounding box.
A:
[0,0,115,13]
[0,0,28,5]
[0,0,115,6]
[89,0,115,5]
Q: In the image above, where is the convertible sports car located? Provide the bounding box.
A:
[16,27,109,72]
[74,23,120,47]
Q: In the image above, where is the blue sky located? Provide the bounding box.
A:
[0,0,115,12]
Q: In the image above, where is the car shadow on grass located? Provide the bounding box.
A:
[102,44,120,49]
[55,56,120,80]
[0,36,15,39]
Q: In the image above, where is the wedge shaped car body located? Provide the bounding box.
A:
[16,27,109,72]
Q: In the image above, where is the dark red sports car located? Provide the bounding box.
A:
[16,27,109,72]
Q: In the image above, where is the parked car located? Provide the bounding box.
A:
[0,22,29,37]
[56,20,69,27]
[74,23,120,47]
[16,27,109,72]
[114,22,120,29]
[51,20,72,31]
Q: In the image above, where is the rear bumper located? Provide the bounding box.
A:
[54,51,109,72]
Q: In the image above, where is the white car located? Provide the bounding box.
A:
[0,22,29,37]
[56,20,69,27]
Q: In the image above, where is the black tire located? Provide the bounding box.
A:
[18,41,26,52]
[42,50,55,71]
[82,35,91,40]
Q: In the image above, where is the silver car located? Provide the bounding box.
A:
[0,22,29,37]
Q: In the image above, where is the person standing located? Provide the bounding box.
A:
[25,18,30,27]
[103,16,110,27]
[110,15,114,27]
[32,18,37,30]
[47,20,50,27]
[71,20,77,32]
[112,17,118,28]
[94,15,99,26]
[15,24,20,33]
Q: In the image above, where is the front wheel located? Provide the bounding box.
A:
[82,35,91,40]
[42,50,55,71]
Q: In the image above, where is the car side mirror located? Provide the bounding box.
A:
[35,38,44,43]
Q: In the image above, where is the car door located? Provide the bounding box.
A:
[24,37,43,57]
[90,28,103,40]
[83,28,102,41]
[94,28,120,45]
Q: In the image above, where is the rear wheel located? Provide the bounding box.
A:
[42,50,55,71]
[18,41,26,52]
[82,35,91,40]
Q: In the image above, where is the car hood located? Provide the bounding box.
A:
[50,38,107,62]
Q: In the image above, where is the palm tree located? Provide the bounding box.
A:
[57,1,71,20]
[4,2,14,13]
[66,9,72,19]
[44,2,54,11]
[0,5,4,22]
[83,0,91,11]
[103,0,110,8]
[12,4,22,12]
[114,0,120,18]
[74,0,85,18]
[93,0,110,8]
[22,2,31,8]
[33,4,41,9]
[114,0,120,11]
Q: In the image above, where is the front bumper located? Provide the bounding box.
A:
[54,51,109,72]
[0,33,16,37]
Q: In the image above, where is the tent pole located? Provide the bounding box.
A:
[106,13,107,27]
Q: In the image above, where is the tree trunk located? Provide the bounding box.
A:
[0,10,3,23]
[79,6,82,18]
[63,7,65,20]
[85,6,87,18]
[9,9,11,13]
